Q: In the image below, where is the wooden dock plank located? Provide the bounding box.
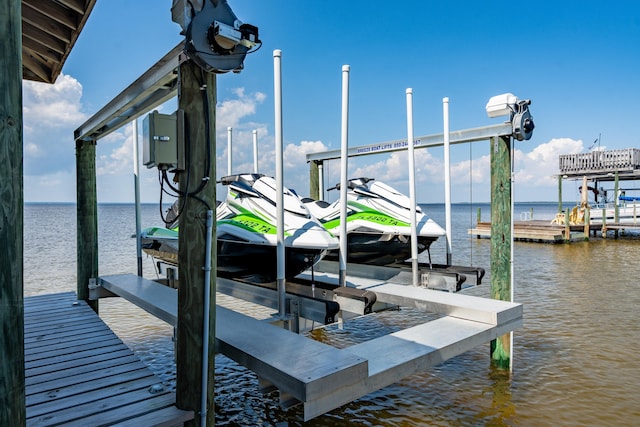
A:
[25,354,145,393]
[26,374,161,418]
[24,293,192,427]
[61,394,185,427]
[27,390,175,426]
[26,359,147,397]
[24,322,110,347]
[25,337,125,365]
[109,405,195,427]
[25,350,138,385]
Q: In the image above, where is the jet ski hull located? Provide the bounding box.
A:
[140,230,326,283]
[217,239,325,283]
[323,233,437,266]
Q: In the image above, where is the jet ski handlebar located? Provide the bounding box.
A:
[218,173,265,186]
[327,177,375,191]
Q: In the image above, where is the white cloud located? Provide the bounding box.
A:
[23,74,88,176]
[21,73,587,204]
[514,138,584,188]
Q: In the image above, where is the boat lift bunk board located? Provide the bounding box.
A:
[90,273,522,421]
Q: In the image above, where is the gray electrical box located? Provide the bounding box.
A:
[143,110,184,170]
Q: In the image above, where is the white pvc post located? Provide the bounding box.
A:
[273,50,286,319]
[318,162,324,200]
[339,65,350,287]
[443,97,453,266]
[406,88,419,286]
[252,129,259,173]
[132,118,143,276]
[227,126,233,176]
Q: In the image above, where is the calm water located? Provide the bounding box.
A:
[23,202,640,426]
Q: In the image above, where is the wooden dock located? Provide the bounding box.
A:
[469,220,591,242]
[469,220,640,242]
[24,292,193,426]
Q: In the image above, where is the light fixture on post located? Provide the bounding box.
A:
[485,93,535,141]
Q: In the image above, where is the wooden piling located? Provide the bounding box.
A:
[583,207,590,241]
[557,174,563,213]
[309,160,320,200]
[614,171,619,238]
[175,59,217,426]
[489,135,511,369]
[0,0,26,423]
[76,139,99,313]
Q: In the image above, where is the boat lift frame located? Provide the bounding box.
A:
[73,41,522,420]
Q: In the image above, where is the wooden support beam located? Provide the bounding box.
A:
[489,135,512,369]
[76,139,98,313]
[175,60,217,427]
[1,0,26,424]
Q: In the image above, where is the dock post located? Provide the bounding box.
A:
[583,207,590,241]
[614,171,619,238]
[557,175,563,213]
[1,0,26,422]
[564,207,570,242]
[76,138,99,313]
[309,160,320,200]
[601,209,607,238]
[489,135,511,370]
[175,59,217,426]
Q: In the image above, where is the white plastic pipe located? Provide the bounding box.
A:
[339,65,350,286]
[252,129,259,173]
[227,126,233,176]
[273,50,286,318]
[132,118,143,276]
[318,162,324,199]
[406,88,419,286]
[443,97,452,266]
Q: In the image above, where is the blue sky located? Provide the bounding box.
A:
[22,0,640,204]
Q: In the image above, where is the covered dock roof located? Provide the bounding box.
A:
[21,0,97,83]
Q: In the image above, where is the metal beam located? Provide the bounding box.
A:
[74,43,182,142]
[306,122,512,163]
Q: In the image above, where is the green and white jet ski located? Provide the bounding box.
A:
[302,177,446,266]
[141,173,338,283]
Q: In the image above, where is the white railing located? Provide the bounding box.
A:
[559,148,640,174]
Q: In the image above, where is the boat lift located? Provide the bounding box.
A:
[90,272,521,421]
[305,122,510,288]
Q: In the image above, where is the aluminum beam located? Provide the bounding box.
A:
[74,43,182,142]
[306,122,513,163]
